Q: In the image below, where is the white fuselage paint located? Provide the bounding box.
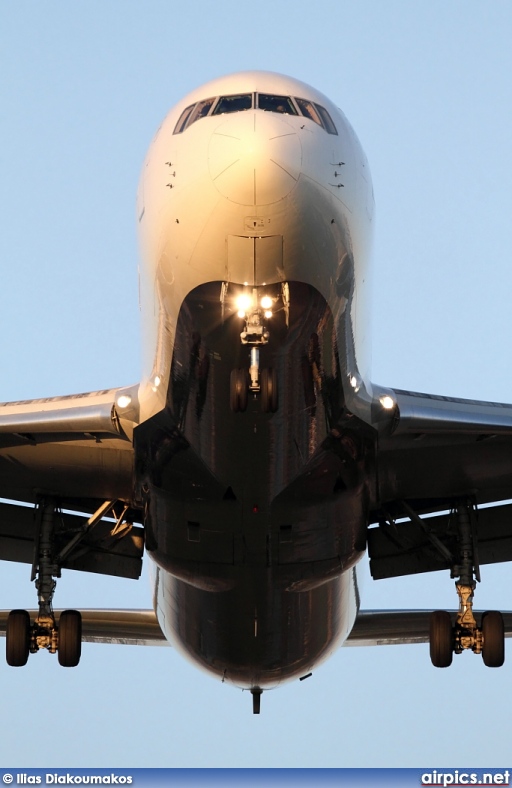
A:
[137,71,374,421]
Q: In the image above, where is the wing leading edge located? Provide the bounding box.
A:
[0,384,138,508]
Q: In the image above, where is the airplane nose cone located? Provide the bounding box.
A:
[208,112,302,206]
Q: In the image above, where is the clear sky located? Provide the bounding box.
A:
[1,0,512,768]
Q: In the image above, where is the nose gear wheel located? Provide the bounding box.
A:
[260,367,278,413]
[230,368,249,412]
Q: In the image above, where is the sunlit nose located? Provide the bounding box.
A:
[208,112,302,206]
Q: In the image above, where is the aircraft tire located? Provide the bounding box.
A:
[482,611,505,668]
[230,369,248,412]
[58,610,82,668]
[6,609,30,667]
[261,368,278,413]
[429,610,453,668]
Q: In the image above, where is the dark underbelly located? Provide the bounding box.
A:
[135,281,375,684]
[153,562,360,689]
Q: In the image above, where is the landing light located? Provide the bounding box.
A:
[260,296,273,309]
[380,395,395,410]
[117,395,132,409]
[235,294,252,312]
[264,310,272,319]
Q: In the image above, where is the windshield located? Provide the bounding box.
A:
[173,92,338,135]
[257,94,297,115]
[212,94,253,114]
[295,98,337,135]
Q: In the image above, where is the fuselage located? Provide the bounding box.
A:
[133,71,385,690]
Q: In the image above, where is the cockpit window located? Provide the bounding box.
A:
[315,104,338,135]
[295,99,322,126]
[295,98,338,135]
[173,92,338,136]
[187,97,216,128]
[173,104,195,134]
[212,94,253,114]
[257,94,297,115]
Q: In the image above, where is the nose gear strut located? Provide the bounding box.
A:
[229,286,279,412]
[240,288,270,396]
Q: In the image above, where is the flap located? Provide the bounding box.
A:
[368,503,512,580]
[0,501,144,579]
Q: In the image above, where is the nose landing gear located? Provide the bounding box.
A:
[229,287,279,413]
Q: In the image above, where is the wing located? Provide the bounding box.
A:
[0,384,143,580]
[346,610,512,646]
[0,610,166,646]
[371,386,512,580]
[3,608,512,650]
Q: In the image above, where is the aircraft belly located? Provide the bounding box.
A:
[134,280,375,684]
[155,563,359,688]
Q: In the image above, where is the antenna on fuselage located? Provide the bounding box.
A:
[251,687,262,714]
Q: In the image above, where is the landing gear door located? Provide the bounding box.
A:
[227,235,283,286]
[255,235,283,285]
[227,235,254,285]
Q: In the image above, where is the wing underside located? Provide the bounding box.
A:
[371,385,512,580]
[0,385,143,579]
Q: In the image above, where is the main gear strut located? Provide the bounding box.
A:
[5,498,120,668]
[31,499,60,658]
[429,500,504,668]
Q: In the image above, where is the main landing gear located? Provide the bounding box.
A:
[6,499,82,668]
[229,286,280,414]
[429,501,505,668]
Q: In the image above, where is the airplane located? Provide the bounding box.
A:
[2,70,512,714]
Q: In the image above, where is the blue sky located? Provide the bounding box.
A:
[1,1,512,768]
